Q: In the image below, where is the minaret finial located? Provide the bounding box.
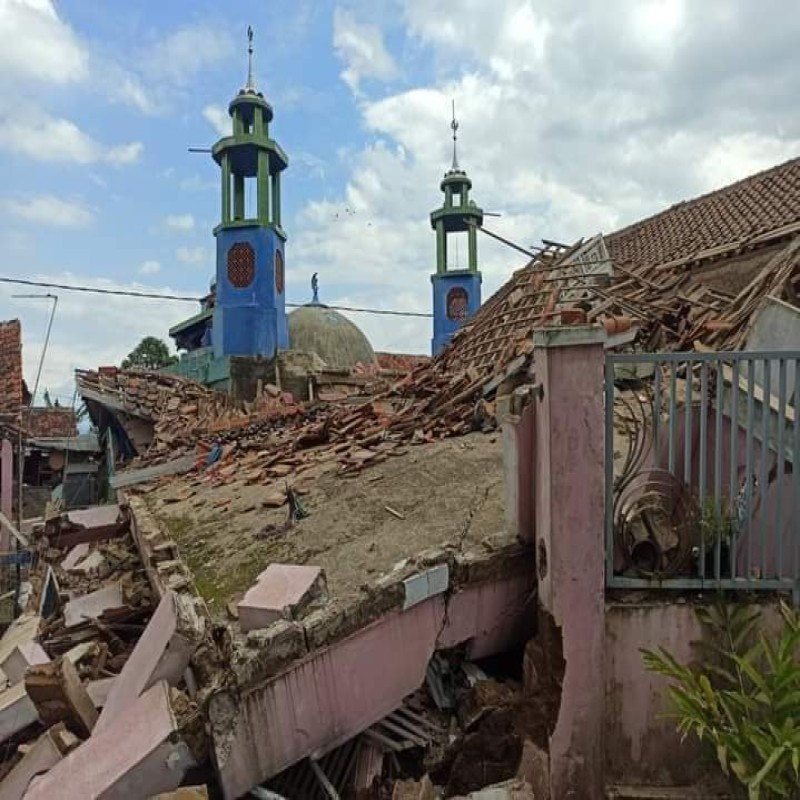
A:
[246,25,255,91]
[450,99,460,171]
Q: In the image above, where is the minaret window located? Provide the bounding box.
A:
[446,287,468,321]
[275,249,284,294]
[227,242,255,288]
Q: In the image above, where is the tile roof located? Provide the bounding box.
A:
[0,319,23,418]
[606,155,800,269]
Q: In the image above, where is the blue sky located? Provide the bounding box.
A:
[1,0,798,404]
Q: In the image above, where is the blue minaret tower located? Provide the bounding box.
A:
[430,102,483,355]
[211,27,289,359]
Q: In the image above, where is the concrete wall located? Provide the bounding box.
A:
[605,599,783,787]
[211,573,534,799]
[531,327,607,800]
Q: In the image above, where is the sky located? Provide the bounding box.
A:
[0,0,798,406]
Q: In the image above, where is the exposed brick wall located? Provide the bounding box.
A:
[0,320,22,418]
[27,408,78,438]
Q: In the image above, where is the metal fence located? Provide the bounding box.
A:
[605,351,800,597]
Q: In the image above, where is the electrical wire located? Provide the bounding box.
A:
[0,276,433,318]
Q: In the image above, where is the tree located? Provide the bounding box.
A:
[121,337,178,371]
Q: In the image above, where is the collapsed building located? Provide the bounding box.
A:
[1,23,798,796]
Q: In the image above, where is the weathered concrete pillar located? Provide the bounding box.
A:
[532,326,606,800]
[502,388,536,543]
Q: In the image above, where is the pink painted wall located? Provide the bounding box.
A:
[212,573,535,800]
[532,329,606,800]
[605,599,783,787]
[1,438,12,552]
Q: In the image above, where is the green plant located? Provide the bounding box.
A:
[642,600,800,799]
[697,496,736,551]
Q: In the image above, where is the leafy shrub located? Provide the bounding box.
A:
[642,600,800,799]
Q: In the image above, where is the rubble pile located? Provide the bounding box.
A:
[0,503,206,799]
[438,235,800,378]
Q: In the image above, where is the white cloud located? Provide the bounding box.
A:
[0,0,88,85]
[4,195,93,228]
[139,260,161,275]
[176,246,211,265]
[164,213,196,233]
[114,73,159,115]
[0,115,142,165]
[333,8,398,93]
[179,173,217,192]
[1,271,192,400]
[202,104,230,137]
[140,23,235,88]
[286,0,800,357]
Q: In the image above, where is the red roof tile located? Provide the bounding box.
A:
[606,156,800,269]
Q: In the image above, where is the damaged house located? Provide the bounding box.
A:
[0,320,101,527]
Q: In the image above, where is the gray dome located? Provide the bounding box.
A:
[288,304,376,370]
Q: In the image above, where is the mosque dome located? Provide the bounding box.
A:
[288,304,376,370]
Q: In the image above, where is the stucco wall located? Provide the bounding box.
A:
[605,598,783,787]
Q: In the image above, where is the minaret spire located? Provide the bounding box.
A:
[450,99,460,172]
[246,25,255,91]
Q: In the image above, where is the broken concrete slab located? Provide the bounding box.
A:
[0,641,50,686]
[46,505,125,549]
[0,614,40,676]
[0,683,39,744]
[150,787,209,799]
[95,590,204,734]
[64,641,100,667]
[238,564,326,633]
[63,582,123,628]
[25,656,98,738]
[23,681,197,800]
[69,550,108,577]
[60,543,90,572]
[86,677,116,709]
[392,775,435,800]
[451,779,536,799]
[0,723,79,800]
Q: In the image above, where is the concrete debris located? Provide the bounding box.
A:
[392,776,436,800]
[60,543,90,572]
[238,564,327,633]
[22,681,198,800]
[0,723,79,800]
[451,778,536,799]
[41,504,126,549]
[0,683,38,744]
[63,582,124,628]
[69,550,109,578]
[96,590,204,734]
[0,641,49,686]
[25,656,99,738]
[86,676,115,709]
[150,787,209,799]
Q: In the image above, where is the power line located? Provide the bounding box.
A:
[0,276,433,318]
